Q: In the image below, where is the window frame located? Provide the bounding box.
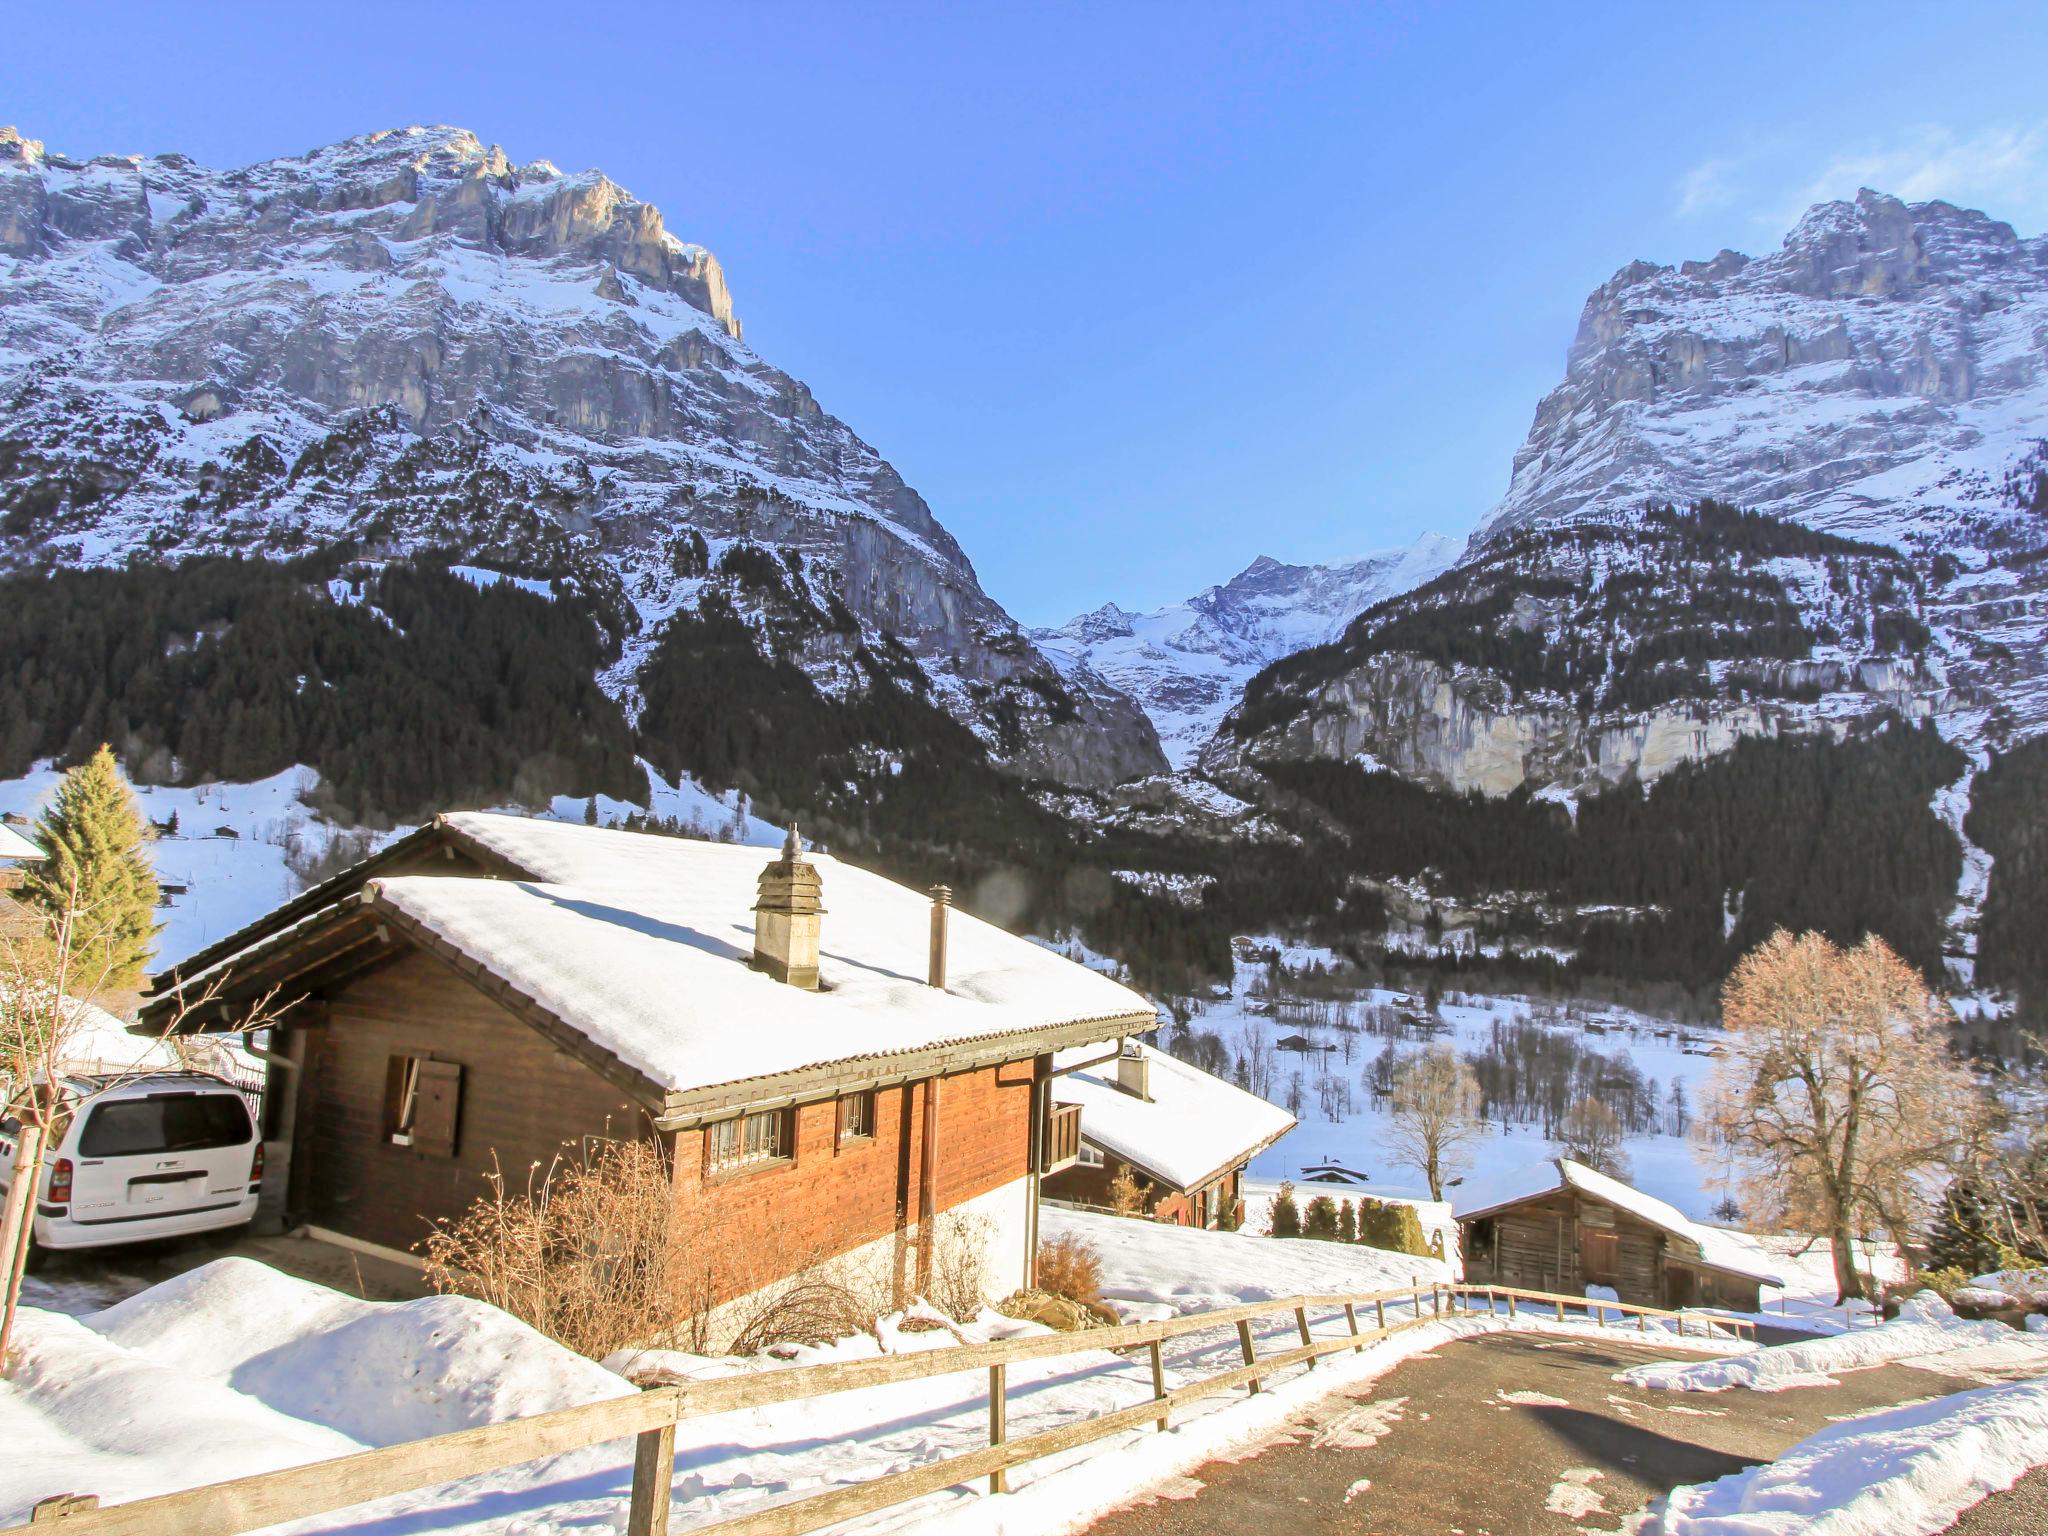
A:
[835,1090,877,1146]
[706,1107,794,1177]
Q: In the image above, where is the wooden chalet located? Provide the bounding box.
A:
[1454,1158,1784,1311]
[140,814,1154,1311]
[1042,1041,1295,1229]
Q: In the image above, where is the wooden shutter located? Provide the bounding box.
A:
[411,1060,463,1159]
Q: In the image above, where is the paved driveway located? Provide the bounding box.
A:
[1084,1331,2021,1536]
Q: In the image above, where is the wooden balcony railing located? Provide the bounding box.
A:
[1044,1101,1082,1173]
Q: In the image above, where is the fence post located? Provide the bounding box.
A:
[1376,1296,1386,1331]
[1639,1308,1647,1332]
[1554,1297,1564,1323]
[1507,1291,1516,1320]
[1344,1301,1361,1352]
[1296,1306,1315,1369]
[1237,1319,1260,1394]
[627,1422,675,1536]
[31,1495,100,1524]
[1149,1340,1168,1430]
[988,1364,1008,1494]
[1433,1285,1442,1318]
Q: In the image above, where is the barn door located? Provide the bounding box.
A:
[1581,1230,1619,1286]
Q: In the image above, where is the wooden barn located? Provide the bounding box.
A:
[139,814,1153,1315]
[1454,1158,1783,1312]
[1042,1041,1294,1229]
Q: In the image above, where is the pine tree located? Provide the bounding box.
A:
[1337,1198,1358,1243]
[20,745,161,990]
[1269,1181,1302,1239]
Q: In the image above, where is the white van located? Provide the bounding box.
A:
[0,1071,262,1267]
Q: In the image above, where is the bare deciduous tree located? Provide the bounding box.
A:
[1388,1044,1485,1200]
[1552,1096,1631,1180]
[1701,930,1987,1302]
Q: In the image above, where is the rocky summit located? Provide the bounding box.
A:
[0,124,1163,788]
[1183,191,2048,800]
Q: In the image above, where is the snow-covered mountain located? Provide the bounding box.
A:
[0,123,1163,788]
[1035,535,1462,768]
[1210,190,2048,796]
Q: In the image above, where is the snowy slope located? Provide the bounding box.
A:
[1469,188,2048,749]
[1035,535,1462,768]
[0,123,1162,787]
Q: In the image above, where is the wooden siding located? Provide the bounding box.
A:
[1044,1156,1246,1229]
[296,949,646,1256]
[666,1061,1035,1306]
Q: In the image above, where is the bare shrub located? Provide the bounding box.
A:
[1035,1233,1104,1306]
[423,1137,1004,1361]
[922,1209,994,1323]
[421,1138,690,1361]
[1107,1165,1151,1217]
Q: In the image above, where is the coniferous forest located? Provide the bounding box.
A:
[0,545,2010,1019]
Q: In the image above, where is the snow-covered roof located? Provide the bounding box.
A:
[247,814,1151,1103]
[1050,1040,1295,1191]
[1454,1157,1787,1287]
[0,823,40,860]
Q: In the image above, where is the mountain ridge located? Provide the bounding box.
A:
[0,121,1165,790]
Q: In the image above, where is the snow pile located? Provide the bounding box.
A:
[1955,1268,2048,1314]
[1618,1292,2046,1393]
[0,1259,633,1523]
[1637,1379,2048,1536]
[1043,1204,1451,1321]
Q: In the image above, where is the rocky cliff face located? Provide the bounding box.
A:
[0,124,1163,788]
[1205,191,2048,797]
[1035,535,1462,768]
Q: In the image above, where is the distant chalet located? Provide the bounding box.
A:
[142,814,1153,1308]
[1042,1040,1295,1228]
[1455,1158,1786,1312]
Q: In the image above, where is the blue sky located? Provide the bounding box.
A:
[8,4,2048,623]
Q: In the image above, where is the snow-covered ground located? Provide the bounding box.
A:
[1638,1379,2048,1536]
[1181,954,1734,1219]
[1619,1292,2048,1394]
[0,758,784,973]
[0,1212,1738,1536]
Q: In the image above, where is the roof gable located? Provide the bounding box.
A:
[149,813,1155,1114]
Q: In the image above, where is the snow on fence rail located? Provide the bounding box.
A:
[3,1282,1753,1536]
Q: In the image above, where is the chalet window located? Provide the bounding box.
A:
[707,1108,791,1174]
[1077,1143,1105,1168]
[384,1055,461,1158]
[836,1090,876,1144]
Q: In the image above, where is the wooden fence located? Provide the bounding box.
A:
[7,1282,1754,1536]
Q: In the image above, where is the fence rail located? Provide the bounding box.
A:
[6,1282,1753,1536]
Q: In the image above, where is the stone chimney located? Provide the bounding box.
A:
[753,825,823,989]
[927,885,951,989]
[1116,1041,1150,1100]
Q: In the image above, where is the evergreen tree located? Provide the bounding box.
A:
[1303,1194,1340,1241]
[1268,1181,1302,1239]
[21,745,161,989]
[1337,1198,1358,1243]
[1925,1177,2007,1276]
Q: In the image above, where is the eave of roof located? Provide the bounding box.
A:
[145,879,1154,1120]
